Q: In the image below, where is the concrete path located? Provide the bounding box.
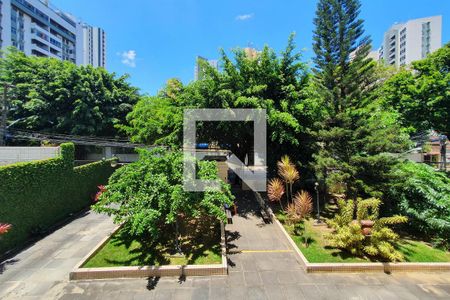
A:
[1,191,450,299]
[0,211,116,299]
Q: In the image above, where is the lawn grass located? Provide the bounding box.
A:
[82,218,222,268]
[280,215,366,263]
[397,239,450,262]
[276,212,450,263]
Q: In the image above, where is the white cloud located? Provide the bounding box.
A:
[235,13,254,21]
[120,50,137,67]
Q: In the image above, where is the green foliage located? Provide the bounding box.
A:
[122,34,318,170]
[0,48,139,137]
[356,198,380,221]
[313,0,374,108]
[92,148,234,244]
[311,0,409,199]
[0,143,115,255]
[326,198,407,261]
[381,43,450,135]
[120,95,183,146]
[386,161,450,248]
[327,199,355,228]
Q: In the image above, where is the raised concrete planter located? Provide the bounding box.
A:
[255,192,450,273]
[70,222,228,280]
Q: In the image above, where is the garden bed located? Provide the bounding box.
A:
[280,216,450,264]
[70,218,227,280]
[257,192,450,273]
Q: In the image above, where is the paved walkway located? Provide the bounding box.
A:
[0,211,116,299]
[1,191,450,299]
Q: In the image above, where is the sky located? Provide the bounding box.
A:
[51,0,450,95]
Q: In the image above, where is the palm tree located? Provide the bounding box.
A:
[267,178,286,211]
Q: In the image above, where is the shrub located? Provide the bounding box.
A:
[286,191,313,225]
[0,143,115,255]
[267,178,285,211]
[286,202,301,225]
[277,155,299,203]
[293,191,313,219]
[386,161,450,248]
[326,198,407,261]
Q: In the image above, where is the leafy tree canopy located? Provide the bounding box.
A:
[381,43,450,136]
[121,34,319,171]
[92,148,234,243]
[0,48,140,137]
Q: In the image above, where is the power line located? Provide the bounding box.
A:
[0,128,161,149]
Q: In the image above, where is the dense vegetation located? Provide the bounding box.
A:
[311,0,410,200]
[381,43,450,136]
[0,0,448,259]
[0,143,115,255]
[119,0,449,252]
[0,48,139,137]
[387,161,450,248]
[120,34,317,171]
[92,148,234,249]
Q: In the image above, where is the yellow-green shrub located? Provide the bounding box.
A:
[326,198,407,261]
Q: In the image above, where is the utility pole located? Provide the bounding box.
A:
[0,83,14,146]
[440,134,448,171]
[314,181,322,225]
[0,84,8,146]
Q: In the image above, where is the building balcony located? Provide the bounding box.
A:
[31,41,49,53]
[48,50,62,59]
[31,31,51,48]
[31,22,49,34]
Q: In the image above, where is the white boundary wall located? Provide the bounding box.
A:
[0,147,60,166]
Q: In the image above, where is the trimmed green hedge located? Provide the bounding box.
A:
[0,143,115,255]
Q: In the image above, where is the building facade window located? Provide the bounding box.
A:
[421,22,431,58]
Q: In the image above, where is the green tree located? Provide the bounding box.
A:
[311,0,409,198]
[385,161,450,248]
[118,78,185,147]
[382,43,450,136]
[92,148,234,247]
[0,48,139,137]
[123,35,318,172]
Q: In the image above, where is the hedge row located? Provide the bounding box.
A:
[0,143,115,255]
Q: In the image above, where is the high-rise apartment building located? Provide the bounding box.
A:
[378,16,442,68]
[0,0,106,67]
[76,24,106,68]
[194,56,218,81]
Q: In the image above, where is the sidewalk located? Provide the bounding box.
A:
[0,211,115,299]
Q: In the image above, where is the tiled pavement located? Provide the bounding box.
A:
[0,191,449,299]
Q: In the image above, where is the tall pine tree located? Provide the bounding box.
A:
[312,0,409,199]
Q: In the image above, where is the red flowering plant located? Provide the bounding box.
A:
[93,185,107,203]
[0,223,12,235]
